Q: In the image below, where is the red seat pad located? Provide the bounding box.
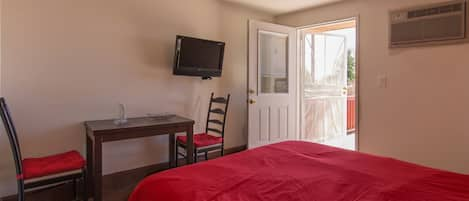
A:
[177,133,223,148]
[129,141,469,201]
[22,151,85,180]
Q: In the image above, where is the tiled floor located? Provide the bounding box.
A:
[102,179,139,201]
[322,133,356,151]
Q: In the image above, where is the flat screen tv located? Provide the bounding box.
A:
[173,35,225,79]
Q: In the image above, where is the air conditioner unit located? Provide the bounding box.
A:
[390,0,467,48]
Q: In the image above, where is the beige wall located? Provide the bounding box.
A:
[0,0,272,196]
[2,0,468,197]
[277,0,469,174]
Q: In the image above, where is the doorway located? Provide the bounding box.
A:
[299,18,358,150]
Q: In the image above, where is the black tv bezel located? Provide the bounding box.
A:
[173,35,225,78]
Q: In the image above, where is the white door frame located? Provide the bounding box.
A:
[296,16,360,151]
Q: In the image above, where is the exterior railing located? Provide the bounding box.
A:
[347,96,356,132]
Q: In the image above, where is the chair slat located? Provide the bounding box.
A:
[208,119,223,125]
[211,97,227,104]
[210,108,225,115]
[176,93,231,167]
[207,128,222,134]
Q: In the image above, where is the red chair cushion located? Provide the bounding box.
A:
[177,133,223,148]
[22,151,85,180]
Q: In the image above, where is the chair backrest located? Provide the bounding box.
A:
[205,93,230,139]
[0,98,24,178]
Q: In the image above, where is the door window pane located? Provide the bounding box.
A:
[259,32,288,94]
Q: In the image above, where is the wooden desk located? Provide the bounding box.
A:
[84,115,194,201]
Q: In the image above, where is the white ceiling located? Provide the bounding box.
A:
[224,0,343,15]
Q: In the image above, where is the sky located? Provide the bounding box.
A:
[325,28,357,56]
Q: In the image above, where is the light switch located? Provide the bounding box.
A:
[378,75,388,88]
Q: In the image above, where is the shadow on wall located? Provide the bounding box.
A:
[0,128,17,196]
[215,1,275,148]
[139,36,175,70]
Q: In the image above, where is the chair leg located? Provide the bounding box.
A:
[194,152,197,163]
[194,149,198,163]
[18,179,25,201]
[205,151,208,161]
[73,178,77,200]
[82,168,87,201]
[175,142,179,167]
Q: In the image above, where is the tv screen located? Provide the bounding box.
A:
[173,35,225,78]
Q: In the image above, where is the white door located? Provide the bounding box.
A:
[301,32,348,143]
[248,20,298,149]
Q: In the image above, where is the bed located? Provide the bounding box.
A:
[128,141,469,201]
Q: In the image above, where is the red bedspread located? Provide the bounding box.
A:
[129,141,469,201]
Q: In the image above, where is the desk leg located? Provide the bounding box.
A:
[186,126,194,164]
[93,137,103,201]
[169,133,175,168]
[86,133,93,199]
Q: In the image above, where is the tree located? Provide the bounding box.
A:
[347,50,356,83]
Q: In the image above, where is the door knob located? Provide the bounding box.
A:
[248,99,256,104]
[248,89,255,94]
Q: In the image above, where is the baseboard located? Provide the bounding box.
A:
[1,145,247,201]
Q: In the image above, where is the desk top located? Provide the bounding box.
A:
[85,115,194,132]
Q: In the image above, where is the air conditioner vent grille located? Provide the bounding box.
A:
[390,0,467,47]
[408,3,463,19]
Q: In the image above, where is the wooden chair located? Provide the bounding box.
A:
[0,98,87,201]
[175,93,230,166]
